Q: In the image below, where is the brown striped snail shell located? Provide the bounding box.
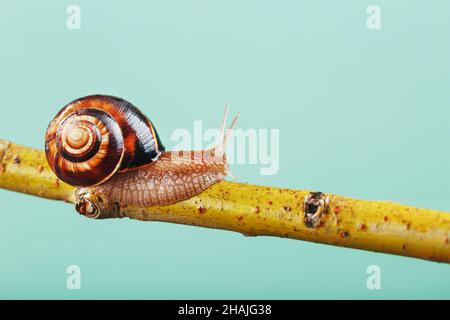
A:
[45,95,165,187]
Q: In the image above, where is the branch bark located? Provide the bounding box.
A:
[0,139,449,263]
[0,140,75,203]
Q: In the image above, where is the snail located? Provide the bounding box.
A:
[45,95,239,218]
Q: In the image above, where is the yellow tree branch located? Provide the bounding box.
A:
[0,140,75,203]
[0,139,449,263]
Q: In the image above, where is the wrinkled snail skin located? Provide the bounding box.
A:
[45,95,238,216]
[84,149,228,207]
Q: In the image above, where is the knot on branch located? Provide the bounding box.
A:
[303,192,330,228]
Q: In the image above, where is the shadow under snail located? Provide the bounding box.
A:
[45,95,239,219]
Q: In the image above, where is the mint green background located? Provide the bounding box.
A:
[0,0,449,299]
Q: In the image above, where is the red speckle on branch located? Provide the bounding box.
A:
[340,231,350,238]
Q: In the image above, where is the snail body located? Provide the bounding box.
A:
[45,95,238,217]
[91,149,228,207]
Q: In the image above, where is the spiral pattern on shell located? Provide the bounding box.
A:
[45,95,165,187]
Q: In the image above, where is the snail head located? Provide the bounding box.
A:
[75,188,120,219]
